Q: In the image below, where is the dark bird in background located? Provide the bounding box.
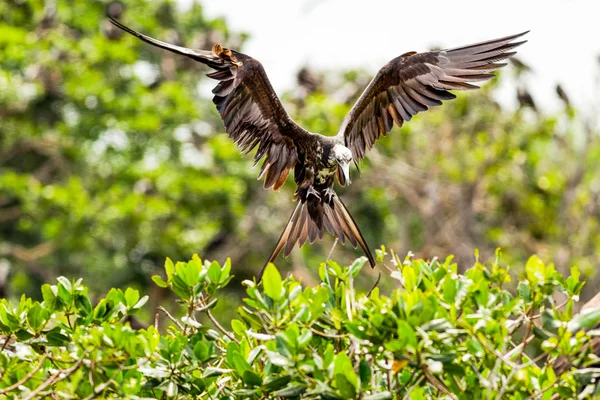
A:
[296,66,322,95]
[510,56,532,75]
[555,84,572,108]
[517,87,537,112]
[108,17,527,278]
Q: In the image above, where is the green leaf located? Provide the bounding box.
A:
[232,351,252,375]
[202,368,233,378]
[231,319,246,336]
[74,294,92,317]
[397,320,417,348]
[263,375,292,392]
[56,276,72,292]
[124,288,140,308]
[41,284,61,311]
[152,275,168,288]
[27,303,48,332]
[222,258,232,282]
[266,350,292,367]
[443,277,457,303]
[359,360,372,384]
[517,282,531,301]
[403,264,417,290]
[46,329,70,346]
[525,255,545,286]
[194,341,210,362]
[164,258,175,281]
[57,282,72,305]
[273,384,307,397]
[207,261,222,284]
[334,353,358,390]
[132,295,148,310]
[349,257,367,277]
[242,370,262,386]
[166,380,178,397]
[262,263,283,301]
[335,373,357,399]
[363,392,392,400]
[568,309,600,332]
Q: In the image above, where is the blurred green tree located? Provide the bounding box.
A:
[1,0,600,310]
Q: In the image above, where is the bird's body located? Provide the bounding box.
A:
[108,16,527,278]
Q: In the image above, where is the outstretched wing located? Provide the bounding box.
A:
[338,32,528,161]
[109,17,309,190]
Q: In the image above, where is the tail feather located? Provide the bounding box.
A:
[257,195,375,281]
[333,196,376,268]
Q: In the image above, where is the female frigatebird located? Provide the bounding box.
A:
[109,17,527,277]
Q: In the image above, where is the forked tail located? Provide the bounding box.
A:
[257,195,375,281]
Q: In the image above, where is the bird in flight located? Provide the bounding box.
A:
[108,17,527,278]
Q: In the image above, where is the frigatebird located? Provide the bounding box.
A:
[109,17,527,277]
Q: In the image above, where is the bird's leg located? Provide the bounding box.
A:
[306,186,321,201]
[323,187,336,204]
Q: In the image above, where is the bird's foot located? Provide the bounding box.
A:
[307,186,321,201]
[323,187,336,204]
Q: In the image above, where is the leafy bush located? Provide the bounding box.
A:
[1,250,599,399]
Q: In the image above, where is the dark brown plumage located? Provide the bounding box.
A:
[339,32,528,160]
[108,16,527,279]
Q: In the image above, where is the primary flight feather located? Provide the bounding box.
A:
[108,16,527,279]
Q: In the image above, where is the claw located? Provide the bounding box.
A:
[307,186,321,201]
[323,187,336,204]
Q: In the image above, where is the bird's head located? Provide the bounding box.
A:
[331,144,353,186]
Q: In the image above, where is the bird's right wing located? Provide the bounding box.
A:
[337,32,528,161]
[109,17,310,191]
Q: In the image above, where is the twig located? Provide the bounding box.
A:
[396,367,417,395]
[205,308,240,344]
[22,351,88,400]
[422,368,457,400]
[473,333,520,369]
[157,306,184,330]
[487,341,508,399]
[0,334,11,353]
[524,382,557,400]
[154,312,159,330]
[327,238,338,260]
[82,364,123,400]
[505,334,535,359]
[401,374,424,400]
[531,299,569,321]
[495,368,517,400]
[309,326,345,339]
[0,355,48,394]
[367,272,381,297]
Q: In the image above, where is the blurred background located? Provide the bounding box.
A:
[2,0,600,321]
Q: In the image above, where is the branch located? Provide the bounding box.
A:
[82,364,123,400]
[157,306,184,330]
[422,368,457,400]
[22,351,88,400]
[309,326,345,339]
[204,307,240,345]
[0,355,48,394]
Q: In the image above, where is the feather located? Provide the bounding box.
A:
[337,31,527,161]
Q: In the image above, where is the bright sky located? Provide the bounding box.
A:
[187,0,600,114]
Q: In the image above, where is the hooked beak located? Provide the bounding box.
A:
[341,161,351,186]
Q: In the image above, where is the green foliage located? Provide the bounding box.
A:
[1,252,600,398]
[2,0,600,304]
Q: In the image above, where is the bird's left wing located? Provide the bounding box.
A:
[337,32,528,161]
[109,17,309,191]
